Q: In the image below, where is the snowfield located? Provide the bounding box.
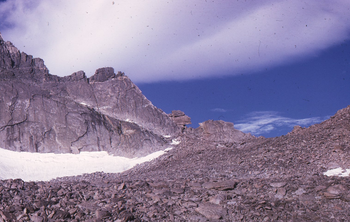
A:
[0,147,172,182]
[2,141,347,182]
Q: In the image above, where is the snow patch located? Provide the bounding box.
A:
[171,138,181,145]
[0,147,170,182]
[125,118,134,123]
[163,135,171,138]
[323,167,350,177]
[79,102,88,106]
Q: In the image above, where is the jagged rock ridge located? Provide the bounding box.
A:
[0,34,185,157]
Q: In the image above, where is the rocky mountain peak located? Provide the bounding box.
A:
[0,33,49,81]
[89,67,117,83]
[0,35,182,157]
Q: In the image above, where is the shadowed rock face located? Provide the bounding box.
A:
[0,34,180,157]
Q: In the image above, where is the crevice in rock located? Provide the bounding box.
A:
[89,84,100,112]
[0,114,28,132]
[70,122,89,148]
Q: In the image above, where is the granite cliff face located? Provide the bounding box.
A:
[0,34,181,157]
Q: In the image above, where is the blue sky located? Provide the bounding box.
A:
[139,41,350,137]
[0,0,349,137]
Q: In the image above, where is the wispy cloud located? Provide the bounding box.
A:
[0,0,350,82]
[235,111,328,136]
[211,108,228,113]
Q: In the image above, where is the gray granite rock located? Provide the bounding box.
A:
[169,110,191,129]
[195,202,227,220]
[0,34,179,157]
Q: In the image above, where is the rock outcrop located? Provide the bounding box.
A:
[185,119,254,144]
[0,34,180,157]
[168,110,191,130]
[0,33,50,82]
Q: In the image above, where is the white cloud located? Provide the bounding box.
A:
[234,111,327,136]
[1,0,350,82]
[211,108,228,113]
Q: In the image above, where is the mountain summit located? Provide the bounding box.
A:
[0,34,183,157]
[0,33,49,80]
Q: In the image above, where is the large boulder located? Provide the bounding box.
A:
[169,110,192,130]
